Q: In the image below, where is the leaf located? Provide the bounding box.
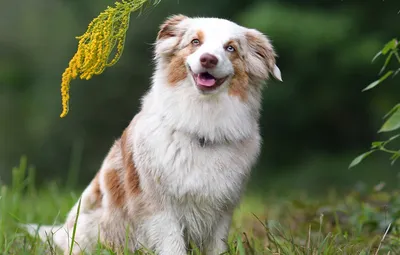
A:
[349,150,376,168]
[236,235,246,255]
[384,104,400,119]
[379,51,393,75]
[362,71,393,91]
[386,134,400,144]
[381,39,398,55]
[371,141,384,149]
[69,198,82,255]
[371,51,382,63]
[393,67,400,77]
[379,107,400,132]
[390,152,400,165]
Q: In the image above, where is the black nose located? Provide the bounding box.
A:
[200,53,218,68]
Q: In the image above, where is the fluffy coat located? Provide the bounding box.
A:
[24,15,282,255]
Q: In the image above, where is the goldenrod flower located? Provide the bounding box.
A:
[60,0,160,118]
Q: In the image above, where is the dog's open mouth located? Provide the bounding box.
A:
[191,72,227,91]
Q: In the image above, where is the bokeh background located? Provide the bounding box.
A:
[1,0,399,194]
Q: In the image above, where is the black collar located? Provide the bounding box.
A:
[198,136,235,147]
[199,137,206,147]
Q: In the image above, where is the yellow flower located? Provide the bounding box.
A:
[60,0,158,118]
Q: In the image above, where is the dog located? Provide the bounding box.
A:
[24,14,282,255]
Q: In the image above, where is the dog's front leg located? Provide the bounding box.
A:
[205,213,232,255]
[145,212,186,255]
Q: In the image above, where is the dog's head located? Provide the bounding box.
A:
[154,15,282,99]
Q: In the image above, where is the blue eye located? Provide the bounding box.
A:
[191,39,200,45]
[226,45,235,52]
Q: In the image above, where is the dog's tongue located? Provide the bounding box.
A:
[197,73,216,87]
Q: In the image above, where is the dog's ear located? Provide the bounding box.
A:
[155,14,188,57]
[245,29,282,82]
[157,14,188,40]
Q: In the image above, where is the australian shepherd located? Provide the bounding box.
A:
[25,15,282,255]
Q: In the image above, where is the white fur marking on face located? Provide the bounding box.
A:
[185,24,237,80]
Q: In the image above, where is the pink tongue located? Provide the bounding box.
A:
[197,74,216,87]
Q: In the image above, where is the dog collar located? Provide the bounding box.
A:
[199,137,206,147]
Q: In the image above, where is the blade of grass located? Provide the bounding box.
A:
[69,198,82,255]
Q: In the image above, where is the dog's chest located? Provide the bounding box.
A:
[133,118,259,210]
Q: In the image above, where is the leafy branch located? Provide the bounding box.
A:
[60,0,161,118]
[350,38,400,168]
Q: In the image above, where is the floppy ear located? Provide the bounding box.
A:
[245,29,282,82]
[155,14,188,57]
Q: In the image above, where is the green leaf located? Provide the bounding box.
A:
[384,104,400,119]
[69,198,82,255]
[379,107,400,132]
[390,152,400,165]
[363,80,380,91]
[393,67,400,77]
[349,150,376,168]
[381,39,398,55]
[236,235,246,255]
[386,134,400,144]
[379,51,393,75]
[371,141,384,149]
[362,71,393,91]
[371,51,382,63]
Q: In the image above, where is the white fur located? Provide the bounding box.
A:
[23,16,281,255]
[185,19,241,78]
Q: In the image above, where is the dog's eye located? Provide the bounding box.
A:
[226,45,235,52]
[191,39,200,46]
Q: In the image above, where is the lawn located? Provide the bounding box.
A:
[1,157,399,254]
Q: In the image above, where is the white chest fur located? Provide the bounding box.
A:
[133,113,260,243]
[130,79,262,247]
[135,115,260,203]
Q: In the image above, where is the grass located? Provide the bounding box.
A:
[1,157,400,254]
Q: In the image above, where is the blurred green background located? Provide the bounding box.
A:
[1,0,399,194]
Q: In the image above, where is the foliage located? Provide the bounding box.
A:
[1,158,400,254]
[60,0,160,118]
[350,39,400,168]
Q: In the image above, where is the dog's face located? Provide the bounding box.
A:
[155,15,282,99]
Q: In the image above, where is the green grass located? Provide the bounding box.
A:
[1,157,400,254]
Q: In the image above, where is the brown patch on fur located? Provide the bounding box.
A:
[167,42,199,85]
[245,32,275,67]
[120,128,141,196]
[196,30,204,44]
[245,31,276,80]
[224,40,239,52]
[104,169,125,207]
[92,172,103,208]
[225,40,249,101]
[157,14,187,40]
[167,54,187,85]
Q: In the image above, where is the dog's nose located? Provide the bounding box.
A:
[200,53,218,68]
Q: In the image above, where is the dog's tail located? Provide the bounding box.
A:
[22,223,69,249]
